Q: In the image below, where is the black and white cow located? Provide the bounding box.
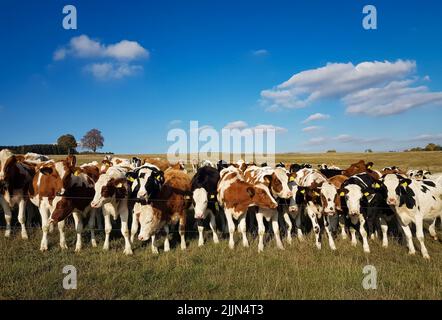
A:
[340,173,394,253]
[191,166,220,246]
[381,174,442,259]
[126,164,165,243]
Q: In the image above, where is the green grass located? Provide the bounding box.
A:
[1,227,441,299]
[1,152,442,300]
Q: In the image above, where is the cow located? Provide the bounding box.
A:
[216,160,229,172]
[407,169,431,180]
[48,163,99,252]
[289,163,312,173]
[318,164,341,170]
[90,166,133,255]
[327,175,349,239]
[24,152,50,163]
[126,164,164,243]
[137,169,192,253]
[191,166,220,246]
[381,174,442,259]
[217,166,278,250]
[291,168,337,250]
[100,156,133,174]
[28,156,80,251]
[339,173,394,253]
[0,149,35,239]
[244,165,292,251]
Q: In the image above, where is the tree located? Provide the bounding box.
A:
[81,129,104,153]
[424,143,442,151]
[365,149,373,153]
[57,134,77,154]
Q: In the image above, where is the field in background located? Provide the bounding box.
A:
[54,151,442,172]
[1,152,442,299]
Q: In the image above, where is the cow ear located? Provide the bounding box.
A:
[338,188,348,197]
[400,178,412,188]
[263,175,272,185]
[246,187,255,198]
[288,173,296,182]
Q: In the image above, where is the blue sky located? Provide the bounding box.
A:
[1,0,442,153]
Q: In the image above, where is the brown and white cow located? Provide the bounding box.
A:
[218,166,278,251]
[90,165,133,255]
[0,149,35,239]
[243,165,292,251]
[137,169,191,253]
[29,156,80,251]
[49,163,100,252]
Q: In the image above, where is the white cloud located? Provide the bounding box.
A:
[252,49,269,57]
[302,126,321,133]
[261,59,442,116]
[54,35,149,61]
[84,62,143,80]
[302,113,330,123]
[223,121,249,130]
[253,124,287,133]
[406,133,442,142]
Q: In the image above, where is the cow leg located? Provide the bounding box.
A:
[197,219,205,247]
[58,220,68,250]
[307,207,321,250]
[256,211,266,252]
[164,225,170,252]
[295,210,305,241]
[271,213,284,250]
[209,211,219,244]
[103,213,112,251]
[39,206,50,251]
[225,209,236,249]
[358,215,370,253]
[130,212,139,244]
[283,213,293,244]
[88,209,97,247]
[339,215,347,240]
[429,219,438,241]
[398,219,416,256]
[324,216,337,251]
[415,216,430,259]
[73,211,83,252]
[151,234,159,254]
[179,213,186,250]
[380,216,389,248]
[0,197,12,238]
[238,214,249,248]
[119,205,133,255]
[18,199,28,240]
[350,227,357,246]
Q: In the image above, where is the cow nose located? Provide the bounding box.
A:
[287,191,293,197]
[387,198,396,205]
[138,235,144,241]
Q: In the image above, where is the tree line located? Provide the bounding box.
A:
[405,143,442,152]
[0,129,105,155]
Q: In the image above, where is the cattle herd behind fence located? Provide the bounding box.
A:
[0,149,441,259]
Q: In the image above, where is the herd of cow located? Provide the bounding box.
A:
[1,149,442,259]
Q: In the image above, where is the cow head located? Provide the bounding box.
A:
[100,159,113,174]
[263,168,293,199]
[138,205,163,241]
[249,183,278,209]
[91,175,128,208]
[192,187,212,219]
[381,174,415,209]
[127,166,164,202]
[320,181,340,215]
[288,183,305,214]
[340,183,374,217]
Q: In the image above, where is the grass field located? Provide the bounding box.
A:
[1,152,442,300]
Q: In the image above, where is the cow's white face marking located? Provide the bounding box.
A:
[132,167,155,199]
[193,187,208,219]
[383,174,401,206]
[321,182,337,215]
[345,184,363,216]
[288,183,301,213]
